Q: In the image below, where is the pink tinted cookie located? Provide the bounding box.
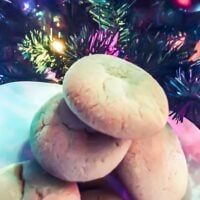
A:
[0,160,80,200]
[116,124,188,200]
[30,94,131,182]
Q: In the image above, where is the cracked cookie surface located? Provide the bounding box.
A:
[0,160,80,200]
[30,94,131,182]
[63,54,169,139]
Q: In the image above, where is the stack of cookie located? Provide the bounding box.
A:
[0,54,189,200]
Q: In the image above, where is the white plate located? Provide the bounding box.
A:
[0,81,199,199]
[0,81,61,167]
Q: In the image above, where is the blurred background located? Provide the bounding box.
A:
[0,0,199,128]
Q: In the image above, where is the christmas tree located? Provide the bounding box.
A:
[0,0,199,128]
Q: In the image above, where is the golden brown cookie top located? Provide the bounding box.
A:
[63,54,169,139]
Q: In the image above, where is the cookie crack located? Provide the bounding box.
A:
[36,189,43,200]
[102,78,111,102]
[62,122,75,131]
[120,120,125,132]
[89,103,99,110]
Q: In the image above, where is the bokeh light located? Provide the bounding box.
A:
[176,0,192,8]
[51,39,65,54]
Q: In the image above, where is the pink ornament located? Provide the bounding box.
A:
[168,117,200,163]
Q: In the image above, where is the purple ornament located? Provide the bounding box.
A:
[106,174,133,200]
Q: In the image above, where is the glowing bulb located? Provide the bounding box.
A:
[23,2,30,11]
[51,40,65,53]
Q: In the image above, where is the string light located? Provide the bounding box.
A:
[51,39,65,54]
[50,28,53,41]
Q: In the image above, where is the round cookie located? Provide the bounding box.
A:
[0,160,80,200]
[63,54,169,139]
[181,182,191,200]
[116,124,188,200]
[81,189,121,200]
[30,93,131,182]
